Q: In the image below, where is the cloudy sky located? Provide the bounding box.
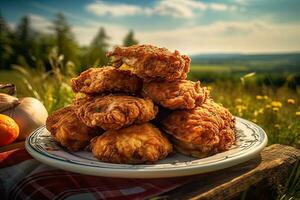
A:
[1,0,300,54]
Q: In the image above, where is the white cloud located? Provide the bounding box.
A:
[234,0,248,6]
[135,21,300,54]
[151,0,195,18]
[178,0,207,10]
[210,3,228,11]
[8,14,53,33]
[86,1,142,17]
[86,0,238,19]
[28,14,53,33]
[8,22,16,30]
[73,19,300,54]
[72,22,128,47]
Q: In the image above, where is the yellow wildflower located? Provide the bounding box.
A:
[296,111,300,117]
[258,108,264,114]
[236,105,247,113]
[236,105,247,109]
[256,95,263,100]
[271,101,282,108]
[207,86,212,91]
[254,111,258,116]
[254,108,264,116]
[272,107,279,112]
[235,98,242,103]
[252,119,257,123]
[287,99,295,104]
[266,104,271,109]
[274,124,280,129]
[263,95,268,100]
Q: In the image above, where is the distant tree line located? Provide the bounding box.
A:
[0,12,138,72]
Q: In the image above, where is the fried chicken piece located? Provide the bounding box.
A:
[162,99,235,158]
[71,66,142,95]
[107,44,190,82]
[90,123,173,164]
[142,80,209,110]
[46,106,101,151]
[74,95,158,130]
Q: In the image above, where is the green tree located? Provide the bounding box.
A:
[0,12,13,69]
[123,30,138,47]
[83,27,109,69]
[36,34,56,70]
[52,13,79,65]
[12,16,37,67]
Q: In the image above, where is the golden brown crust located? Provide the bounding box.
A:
[46,106,101,151]
[74,95,158,130]
[202,99,236,129]
[107,44,190,82]
[162,99,235,157]
[142,80,209,110]
[90,123,173,164]
[71,66,142,95]
[171,128,235,158]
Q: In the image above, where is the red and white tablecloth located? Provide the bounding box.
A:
[0,149,193,200]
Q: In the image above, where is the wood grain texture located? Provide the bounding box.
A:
[153,144,300,200]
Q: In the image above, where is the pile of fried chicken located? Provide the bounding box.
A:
[46,44,236,164]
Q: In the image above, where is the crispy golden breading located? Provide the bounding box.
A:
[107,44,190,82]
[171,128,235,158]
[143,80,209,110]
[202,99,236,129]
[90,123,173,164]
[74,95,158,130]
[162,99,235,158]
[71,66,142,95]
[46,106,100,151]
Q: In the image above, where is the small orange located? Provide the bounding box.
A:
[0,114,19,146]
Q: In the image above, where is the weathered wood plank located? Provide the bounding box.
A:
[153,144,300,200]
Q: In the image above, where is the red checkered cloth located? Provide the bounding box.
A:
[0,149,192,200]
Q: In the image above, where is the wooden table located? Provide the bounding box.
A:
[152,144,300,200]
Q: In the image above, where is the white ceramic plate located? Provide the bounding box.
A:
[26,117,267,178]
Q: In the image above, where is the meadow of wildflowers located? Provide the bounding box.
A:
[208,80,300,148]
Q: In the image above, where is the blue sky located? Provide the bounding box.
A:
[1,0,300,54]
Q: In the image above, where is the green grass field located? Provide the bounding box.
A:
[0,65,74,113]
[0,70,33,97]
[190,65,249,72]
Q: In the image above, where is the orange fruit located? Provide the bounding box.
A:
[0,114,19,146]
